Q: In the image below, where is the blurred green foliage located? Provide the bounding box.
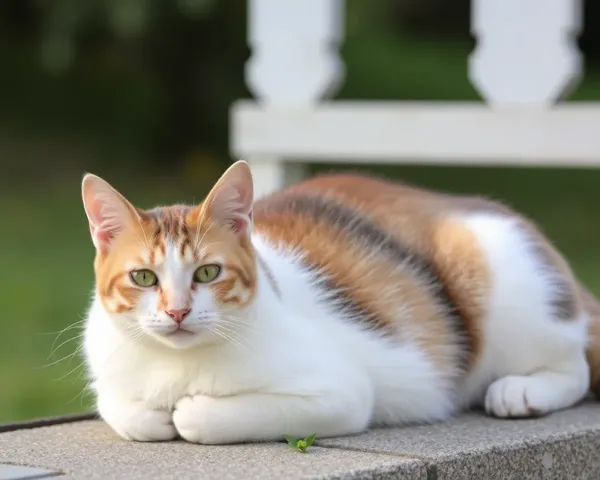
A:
[1,0,599,178]
[1,0,600,423]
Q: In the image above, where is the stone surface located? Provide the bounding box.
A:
[0,421,425,480]
[0,465,60,480]
[319,402,600,479]
[1,402,600,479]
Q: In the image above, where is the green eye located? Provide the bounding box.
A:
[194,264,221,283]
[130,269,158,287]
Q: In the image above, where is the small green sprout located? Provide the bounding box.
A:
[282,433,317,453]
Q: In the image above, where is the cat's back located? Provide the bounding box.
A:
[253,172,582,379]
[252,172,451,263]
[252,171,507,265]
[252,173,493,373]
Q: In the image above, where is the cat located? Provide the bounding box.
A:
[81,160,600,445]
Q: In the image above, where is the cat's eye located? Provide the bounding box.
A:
[130,269,158,287]
[193,264,221,284]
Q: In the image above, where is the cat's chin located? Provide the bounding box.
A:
[148,329,206,350]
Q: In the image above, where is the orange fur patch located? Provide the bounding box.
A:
[430,218,490,367]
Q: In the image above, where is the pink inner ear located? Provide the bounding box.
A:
[205,160,254,235]
[90,224,115,248]
[231,215,250,235]
[83,177,135,252]
[209,188,253,235]
[86,197,118,250]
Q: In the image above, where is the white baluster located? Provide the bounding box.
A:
[247,156,309,199]
[469,0,583,106]
[243,0,344,195]
[246,0,345,106]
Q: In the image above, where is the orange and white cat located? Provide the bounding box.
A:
[81,160,600,444]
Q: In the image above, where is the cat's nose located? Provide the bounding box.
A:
[166,308,191,324]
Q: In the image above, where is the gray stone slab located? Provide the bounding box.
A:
[318,401,600,479]
[2,401,600,479]
[0,464,60,480]
[0,420,425,480]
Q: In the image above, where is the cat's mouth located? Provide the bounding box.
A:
[147,323,213,349]
[155,326,201,349]
[165,327,196,337]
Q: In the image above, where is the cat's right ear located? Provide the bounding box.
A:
[81,174,139,252]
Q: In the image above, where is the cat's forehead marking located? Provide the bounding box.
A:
[146,205,191,239]
[145,205,195,260]
[142,204,228,266]
[166,240,191,267]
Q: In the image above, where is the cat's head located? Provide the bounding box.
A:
[81,160,257,350]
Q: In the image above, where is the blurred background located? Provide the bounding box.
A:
[2,0,600,423]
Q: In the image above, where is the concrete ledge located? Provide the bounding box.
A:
[1,402,600,479]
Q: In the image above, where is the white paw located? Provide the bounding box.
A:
[484,375,551,418]
[173,395,221,444]
[103,403,177,442]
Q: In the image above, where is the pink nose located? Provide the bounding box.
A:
[166,308,191,324]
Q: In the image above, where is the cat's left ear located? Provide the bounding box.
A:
[204,160,254,235]
[81,174,141,252]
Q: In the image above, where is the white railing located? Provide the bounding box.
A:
[230,0,600,197]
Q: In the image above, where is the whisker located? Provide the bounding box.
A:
[51,321,149,409]
[65,378,94,407]
[219,316,260,333]
[40,344,85,369]
[47,333,85,362]
[216,318,254,333]
[208,326,241,349]
[46,322,86,359]
[209,325,251,352]
[55,362,86,382]
[39,319,86,337]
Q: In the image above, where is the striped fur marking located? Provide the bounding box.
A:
[256,193,471,369]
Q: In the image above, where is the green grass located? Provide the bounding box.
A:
[0,186,93,421]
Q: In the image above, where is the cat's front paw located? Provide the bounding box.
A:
[484,375,550,418]
[173,395,225,444]
[99,399,177,442]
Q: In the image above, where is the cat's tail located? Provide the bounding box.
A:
[580,284,600,397]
